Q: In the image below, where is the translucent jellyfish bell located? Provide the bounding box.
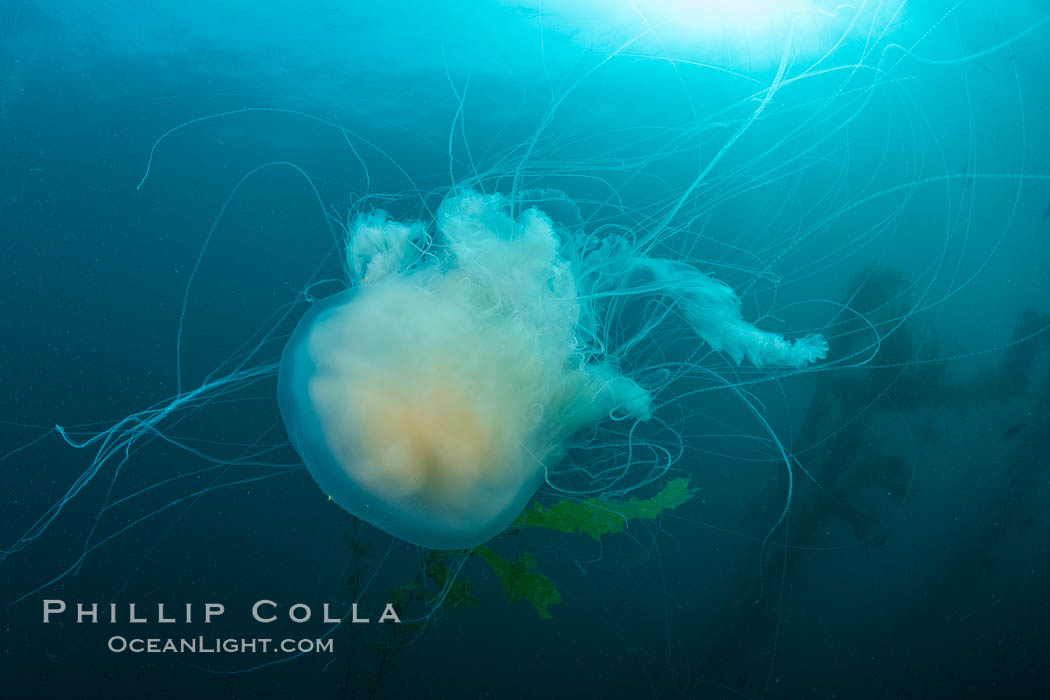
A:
[278,190,826,549]
[278,192,634,549]
[278,287,542,549]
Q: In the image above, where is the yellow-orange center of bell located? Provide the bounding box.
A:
[350,376,500,500]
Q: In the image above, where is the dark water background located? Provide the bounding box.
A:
[2,1,1050,698]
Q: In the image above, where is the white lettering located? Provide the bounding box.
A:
[204,603,225,623]
[77,603,98,624]
[42,600,65,623]
[252,600,277,623]
[378,604,401,624]
[289,604,311,623]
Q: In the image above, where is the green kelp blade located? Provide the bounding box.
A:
[474,546,562,619]
[425,552,480,610]
[514,477,697,540]
[389,551,479,611]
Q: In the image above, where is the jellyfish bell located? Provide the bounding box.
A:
[278,190,642,548]
[278,189,827,549]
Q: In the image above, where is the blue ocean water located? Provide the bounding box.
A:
[2,1,1049,698]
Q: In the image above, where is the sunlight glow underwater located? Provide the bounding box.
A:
[278,190,828,549]
[505,0,905,68]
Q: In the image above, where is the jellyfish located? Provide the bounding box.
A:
[278,189,827,549]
